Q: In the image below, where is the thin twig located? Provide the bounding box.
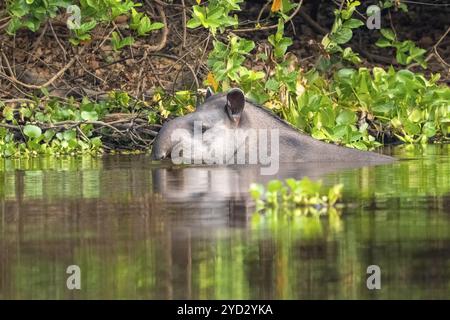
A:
[150,53,200,91]
[181,0,187,48]
[233,0,304,33]
[140,1,168,52]
[0,46,87,89]
[49,21,67,62]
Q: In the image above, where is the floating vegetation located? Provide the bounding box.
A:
[249,177,344,216]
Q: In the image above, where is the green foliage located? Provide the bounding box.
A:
[0,90,180,158]
[111,31,134,51]
[289,67,449,148]
[6,0,70,34]
[381,0,408,12]
[78,0,137,21]
[69,19,97,45]
[376,28,427,68]
[187,0,242,35]
[0,127,19,157]
[321,0,363,64]
[268,19,293,59]
[1,100,103,157]
[207,35,255,86]
[129,7,164,36]
[6,0,164,48]
[250,177,344,215]
[332,67,449,144]
[206,19,296,104]
[151,90,198,120]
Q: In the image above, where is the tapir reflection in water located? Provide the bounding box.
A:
[150,88,394,167]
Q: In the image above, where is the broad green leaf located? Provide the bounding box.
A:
[375,38,392,48]
[3,106,15,121]
[81,110,98,121]
[336,110,357,125]
[23,125,42,139]
[265,78,279,91]
[343,19,364,29]
[408,109,422,123]
[332,27,352,44]
[63,130,76,141]
[267,180,283,193]
[148,22,164,31]
[380,28,396,41]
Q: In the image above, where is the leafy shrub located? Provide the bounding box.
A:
[321,0,363,65]
[0,89,198,158]
[376,28,427,68]
[187,0,243,35]
[6,0,71,34]
[6,0,164,47]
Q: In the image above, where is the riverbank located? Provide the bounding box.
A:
[1,1,449,157]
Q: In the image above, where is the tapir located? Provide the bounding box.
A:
[150,88,394,166]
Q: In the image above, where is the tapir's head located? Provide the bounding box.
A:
[151,88,247,162]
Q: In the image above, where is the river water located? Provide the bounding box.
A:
[0,144,449,299]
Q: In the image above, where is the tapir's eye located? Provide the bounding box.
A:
[201,124,208,133]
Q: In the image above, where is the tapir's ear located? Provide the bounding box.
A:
[226,88,245,125]
[205,87,214,99]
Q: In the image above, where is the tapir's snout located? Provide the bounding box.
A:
[150,147,169,160]
[151,115,192,161]
[151,129,172,160]
[151,121,172,160]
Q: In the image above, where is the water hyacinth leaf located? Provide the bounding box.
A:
[265,78,279,91]
[3,106,15,121]
[422,122,436,138]
[44,129,56,142]
[336,110,357,125]
[23,125,42,139]
[249,183,264,200]
[332,125,348,139]
[352,141,367,150]
[372,103,393,114]
[250,178,343,213]
[403,120,421,136]
[311,128,328,140]
[267,179,283,193]
[285,178,298,191]
[91,137,102,147]
[328,184,343,206]
[298,177,321,196]
[81,110,99,121]
[375,38,392,48]
[148,22,164,31]
[336,68,356,83]
[408,109,422,123]
[63,130,77,141]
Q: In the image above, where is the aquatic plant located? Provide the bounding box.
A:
[249,177,343,215]
[0,90,196,158]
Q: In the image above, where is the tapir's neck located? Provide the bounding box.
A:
[242,103,298,133]
[242,102,394,163]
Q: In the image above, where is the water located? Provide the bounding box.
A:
[0,145,449,299]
